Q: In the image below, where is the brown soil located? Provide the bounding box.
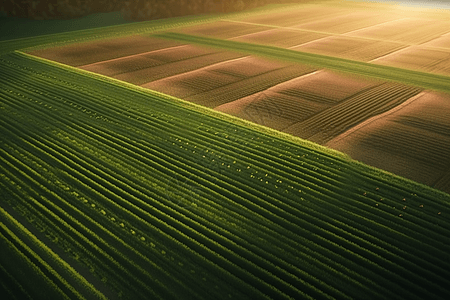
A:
[216,69,385,135]
[372,46,450,76]
[294,11,399,34]
[79,44,234,80]
[292,35,405,62]
[326,91,450,194]
[285,82,422,144]
[27,36,183,67]
[115,51,245,86]
[270,70,381,102]
[237,5,345,27]
[175,20,269,39]
[215,87,326,131]
[231,28,328,48]
[144,56,315,108]
[345,18,450,44]
[422,34,450,49]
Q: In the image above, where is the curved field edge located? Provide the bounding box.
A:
[2,51,450,299]
[0,3,303,56]
[154,32,450,94]
[15,50,450,203]
[17,50,349,160]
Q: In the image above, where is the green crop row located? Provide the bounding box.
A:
[1,50,450,299]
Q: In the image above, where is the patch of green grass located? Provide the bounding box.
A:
[154,32,450,94]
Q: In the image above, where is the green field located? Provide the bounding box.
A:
[1,2,450,300]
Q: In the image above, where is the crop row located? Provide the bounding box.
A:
[1,52,449,299]
[4,51,450,247]
[294,82,423,143]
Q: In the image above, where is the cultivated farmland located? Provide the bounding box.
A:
[2,49,450,300]
[327,91,450,195]
[2,1,450,299]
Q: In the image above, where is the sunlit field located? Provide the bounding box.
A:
[1,1,450,299]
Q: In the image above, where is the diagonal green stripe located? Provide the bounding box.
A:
[154,32,450,94]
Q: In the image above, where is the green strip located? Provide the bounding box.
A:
[154,32,450,94]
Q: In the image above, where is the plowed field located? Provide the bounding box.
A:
[372,46,450,76]
[327,91,450,194]
[2,1,450,299]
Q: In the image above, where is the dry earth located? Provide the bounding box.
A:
[143,56,316,107]
[326,91,450,194]
[372,46,450,76]
[28,35,184,66]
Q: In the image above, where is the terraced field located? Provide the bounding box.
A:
[2,1,450,299]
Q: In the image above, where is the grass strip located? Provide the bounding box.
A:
[154,32,450,94]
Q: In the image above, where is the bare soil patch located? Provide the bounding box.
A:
[345,18,450,44]
[284,82,421,144]
[422,34,450,50]
[27,35,183,66]
[231,28,327,49]
[144,56,315,108]
[116,50,245,86]
[79,44,225,77]
[215,89,326,131]
[372,46,450,76]
[292,35,405,62]
[174,20,269,39]
[293,11,399,34]
[235,5,345,27]
[81,55,165,77]
[216,70,383,134]
[143,69,242,100]
[271,70,381,102]
[326,91,450,194]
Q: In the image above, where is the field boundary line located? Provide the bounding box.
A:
[368,46,411,63]
[340,17,411,36]
[9,50,351,159]
[227,28,280,41]
[79,44,190,68]
[325,91,427,147]
[221,19,450,52]
[265,70,322,91]
[141,56,251,86]
[153,32,450,93]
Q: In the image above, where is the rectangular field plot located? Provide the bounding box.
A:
[282,74,422,144]
[218,70,384,133]
[80,44,230,77]
[372,46,450,76]
[326,91,450,194]
[143,56,316,108]
[27,35,184,66]
[231,28,328,49]
[86,46,245,85]
[345,18,450,44]
[293,11,400,34]
[215,89,327,131]
[272,70,382,103]
[292,35,405,62]
[231,5,346,27]
[421,33,450,50]
[173,20,269,39]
